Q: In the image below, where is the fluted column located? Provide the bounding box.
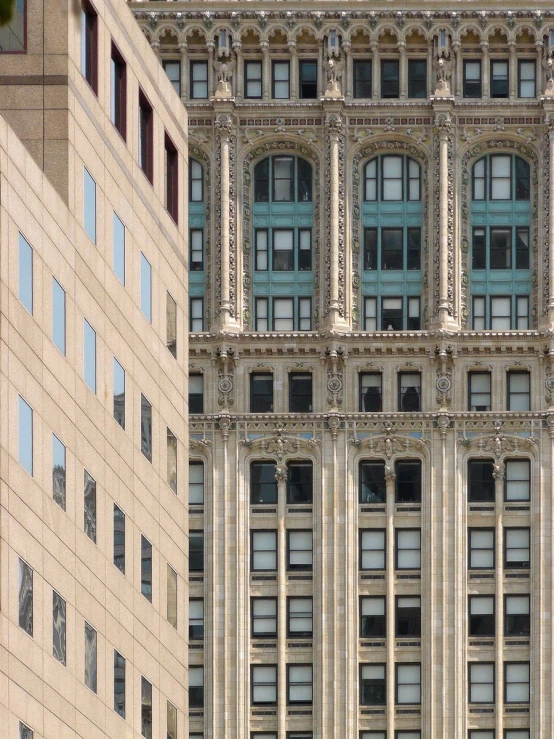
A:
[260,41,270,100]
[371,40,379,99]
[509,41,517,99]
[179,42,188,101]
[398,42,407,99]
[318,45,325,98]
[548,116,554,325]
[427,41,434,98]
[385,464,395,739]
[481,41,490,99]
[343,41,352,99]
[435,110,457,328]
[276,467,287,737]
[536,42,545,96]
[233,42,243,101]
[452,41,462,97]
[288,41,298,99]
[207,42,215,97]
[494,463,505,739]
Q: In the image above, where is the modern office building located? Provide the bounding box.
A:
[0,1,189,738]
[130,1,554,738]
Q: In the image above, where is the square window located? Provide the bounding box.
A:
[382,297,403,331]
[360,596,386,638]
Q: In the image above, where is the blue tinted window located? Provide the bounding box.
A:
[84,319,96,393]
[113,213,125,284]
[52,278,66,354]
[141,253,152,322]
[18,233,33,314]
[18,396,33,475]
[84,168,96,243]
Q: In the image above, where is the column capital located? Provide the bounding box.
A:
[287,40,297,52]
[215,112,234,138]
[260,41,269,53]
[206,41,216,52]
[179,41,188,53]
[370,40,379,52]
[325,111,344,136]
[480,40,489,51]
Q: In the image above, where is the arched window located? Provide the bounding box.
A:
[252,155,314,332]
[189,158,205,331]
[361,154,423,331]
[470,154,531,330]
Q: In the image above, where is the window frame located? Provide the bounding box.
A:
[359,663,386,706]
[359,528,386,571]
[272,60,290,99]
[395,595,422,638]
[287,596,313,638]
[468,662,495,704]
[507,371,530,411]
[504,458,530,502]
[504,527,530,569]
[469,527,495,570]
[287,663,313,705]
[463,59,482,98]
[395,528,421,571]
[251,596,278,638]
[298,59,318,99]
[353,59,372,98]
[189,373,204,414]
[468,371,492,412]
[245,60,263,99]
[189,597,204,641]
[504,661,530,704]
[81,0,98,94]
[110,42,127,140]
[190,60,209,100]
[138,89,154,184]
[189,530,204,573]
[289,372,313,413]
[286,461,314,505]
[359,460,386,505]
[250,372,274,413]
[395,662,421,705]
[250,460,278,505]
[395,460,422,503]
[360,595,386,638]
[468,594,495,637]
[504,594,530,637]
[165,133,178,223]
[251,664,278,706]
[286,529,313,572]
[467,459,495,503]
[381,58,400,98]
[359,372,383,412]
[398,372,422,412]
[251,529,278,572]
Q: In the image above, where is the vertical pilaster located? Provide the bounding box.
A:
[493,462,505,739]
[509,41,517,99]
[398,42,407,99]
[546,113,554,325]
[481,41,490,99]
[207,42,215,98]
[343,42,352,99]
[233,42,243,101]
[318,45,325,98]
[452,41,462,98]
[371,41,379,99]
[276,467,287,737]
[427,41,434,98]
[289,41,298,100]
[261,42,270,100]
[179,42,189,101]
[536,42,544,97]
[385,464,396,739]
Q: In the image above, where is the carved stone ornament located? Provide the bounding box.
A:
[545,369,554,405]
[215,115,237,321]
[325,348,345,409]
[458,432,536,458]
[215,348,235,410]
[241,433,319,462]
[350,433,428,457]
[436,369,453,408]
[325,112,343,136]
[215,113,234,137]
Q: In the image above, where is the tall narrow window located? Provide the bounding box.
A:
[189,599,204,640]
[287,462,313,504]
[189,666,204,708]
[251,530,277,572]
[469,595,495,637]
[251,461,277,505]
[18,234,33,314]
[190,61,208,99]
[165,134,178,222]
[504,662,530,703]
[490,59,509,98]
[83,319,96,393]
[189,159,203,202]
[287,530,313,571]
[469,372,491,411]
[396,596,421,637]
[141,535,152,602]
[299,60,317,99]
[114,651,125,718]
[251,373,274,412]
[113,358,125,429]
[52,590,66,665]
[167,564,177,628]
[354,60,372,98]
[84,470,97,543]
[505,595,530,636]
[190,229,204,271]
[167,702,178,739]
[252,665,277,705]
[189,374,204,413]
[360,664,386,705]
[289,373,313,412]
[408,59,427,98]
[19,723,33,739]
[167,428,177,494]
[505,528,530,569]
[469,528,495,569]
[141,394,152,462]
[83,168,96,243]
[110,43,127,139]
[395,461,422,503]
[84,621,97,693]
[360,529,386,571]
[138,90,153,183]
[189,461,204,506]
[81,0,98,93]
[464,60,482,98]
[468,459,495,503]
[395,529,421,570]
[190,297,204,332]
[505,459,530,502]
[52,434,66,510]
[140,253,152,322]
[113,213,125,284]
[381,60,400,98]
[359,462,386,504]
[360,596,386,637]
[245,60,263,98]
[163,60,181,96]
[272,61,290,99]
[166,292,177,357]
[18,558,33,636]
[396,663,421,705]
[113,504,125,574]
[287,664,313,705]
[189,531,204,572]
[508,371,530,411]
[18,396,33,475]
[518,60,536,98]
[360,373,382,412]
[52,278,66,354]
[141,676,153,738]
[288,597,313,637]
[398,372,421,412]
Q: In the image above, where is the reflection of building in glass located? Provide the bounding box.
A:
[0,0,25,52]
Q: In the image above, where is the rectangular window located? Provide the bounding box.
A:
[289,373,312,413]
[83,319,96,393]
[138,90,153,183]
[251,373,274,412]
[114,650,125,718]
[468,732,494,739]
[395,460,421,503]
[52,278,66,354]
[472,227,486,269]
[167,428,177,494]
[255,229,268,271]
[84,470,96,543]
[299,60,317,99]
[112,358,125,429]
[165,134,178,222]
[490,59,509,98]
[359,461,386,504]
[469,372,491,411]
[141,676,153,737]
[360,596,386,637]
[189,598,204,640]
[190,61,208,99]
[516,227,529,269]
[360,529,386,570]
[382,155,403,200]
[505,662,530,703]
[490,228,512,269]
[360,664,386,705]
[468,459,495,502]
[251,461,277,505]
[189,374,204,413]
[52,434,66,509]
[469,595,495,636]
[381,59,400,98]
[273,229,294,270]
[298,158,312,202]
[52,591,66,665]
[167,702,177,739]
[518,60,536,98]
[19,723,33,739]
[505,733,530,739]
[508,371,530,411]
[252,597,277,638]
[472,296,486,330]
[81,0,98,93]
[288,597,313,637]
[245,60,262,98]
[407,227,421,270]
[469,528,495,569]
[252,665,277,705]
[395,529,421,570]
[398,372,421,412]
[83,168,96,243]
[110,43,127,139]
[162,60,181,96]
[18,558,33,636]
[84,621,97,693]
[360,373,382,412]
[189,531,204,572]
[140,253,152,322]
[299,297,312,331]
[473,158,486,200]
[381,228,403,270]
[491,296,512,330]
[288,664,313,705]
[408,59,427,98]
[113,213,125,284]
[364,228,377,270]
[18,396,33,475]
[190,160,203,202]
[464,60,482,98]
[18,233,33,313]
[396,596,421,637]
[287,461,313,504]
[273,156,293,202]
[272,61,290,99]
[189,666,204,708]
[189,461,204,505]
[491,155,511,199]
[167,564,177,628]
[354,60,372,98]
[396,663,421,704]
[299,228,312,270]
[364,297,377,331]
[141,394,152,462]
[505,594,530,636]
[287,530,313,571]
[141,535,152,602]
[166,292,177,357]
[190,229,204,271]
[381,297,403,330]
[251,530,277,571]
[113,504,125,574]
[273,297,294,331]
[504,528,530,569]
